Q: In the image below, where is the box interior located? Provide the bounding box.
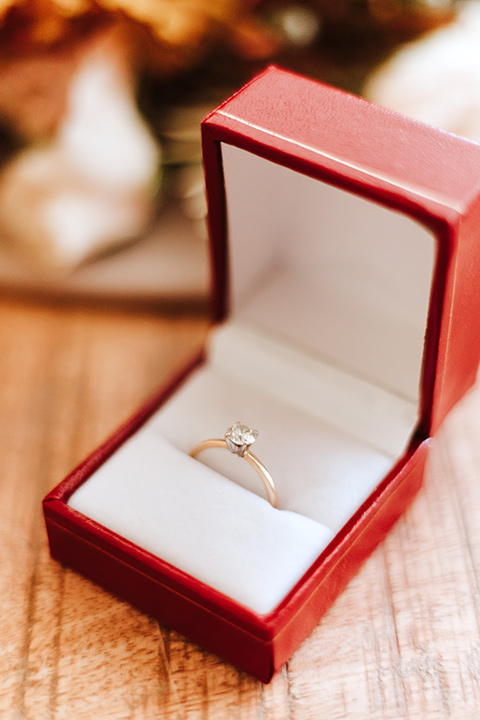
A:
[68,143,436,617]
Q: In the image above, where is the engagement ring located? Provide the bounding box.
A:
[189,422,278,507]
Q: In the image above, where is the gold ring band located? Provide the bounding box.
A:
[189,423,278,508]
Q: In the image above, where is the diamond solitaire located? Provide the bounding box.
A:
[225,422,259,456]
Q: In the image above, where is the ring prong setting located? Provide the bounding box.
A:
[225,422,259,457]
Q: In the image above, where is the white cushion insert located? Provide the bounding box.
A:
[69,429,334,615]
[151,343,395,530]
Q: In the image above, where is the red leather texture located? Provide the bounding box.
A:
[44,66,480,682]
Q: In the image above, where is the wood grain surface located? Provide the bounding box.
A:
[1,297,480,720]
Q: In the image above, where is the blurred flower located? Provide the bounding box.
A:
[0,25,161,270]
[365,2,480,143]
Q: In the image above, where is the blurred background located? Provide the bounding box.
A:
[0,0,470,307]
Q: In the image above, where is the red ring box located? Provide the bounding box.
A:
[43,66,480,683]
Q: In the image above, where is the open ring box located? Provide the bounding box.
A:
[43,66,480,683]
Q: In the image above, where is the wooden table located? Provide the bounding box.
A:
[1,297,480,720]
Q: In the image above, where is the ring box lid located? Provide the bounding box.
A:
[201,65,480,439]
